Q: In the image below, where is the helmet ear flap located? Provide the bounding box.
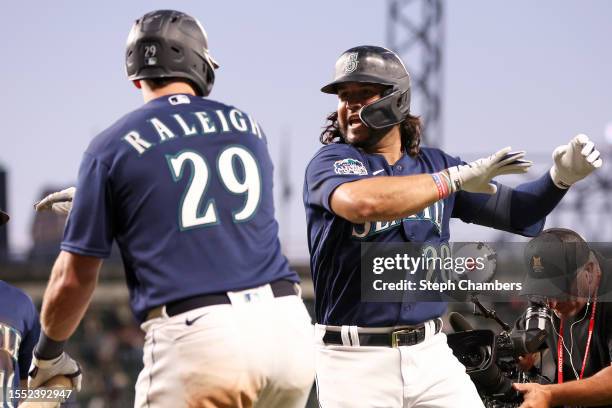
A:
[201,60,216,97]
[360,89,408,129]
[400,91,409,107]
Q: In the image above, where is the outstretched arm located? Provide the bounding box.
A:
[453,134,602,236]
[331,147,530,223]
[511,133,602,229]
[509,172,566,229]
[452,173,566,237]
[331,173,440,223]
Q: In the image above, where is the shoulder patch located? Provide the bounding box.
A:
[334,158,368,176]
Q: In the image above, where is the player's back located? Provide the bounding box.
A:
[62,94,296,321]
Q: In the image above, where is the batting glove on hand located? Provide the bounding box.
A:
[34,187,76,215]
[28,352,82,391]
[550,134,603,189]
[447,147,532,195]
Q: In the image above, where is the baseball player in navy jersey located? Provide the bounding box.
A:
[30,10,314,408]
[303,46,603,407]
[0,211,41,408]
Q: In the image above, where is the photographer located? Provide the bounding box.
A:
[515,228,612,408]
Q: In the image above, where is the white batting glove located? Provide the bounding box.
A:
[447,147,532,195]
[549,134,603,189]
[34,187,76,215]
[28,352,82,391]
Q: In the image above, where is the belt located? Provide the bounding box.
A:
[322,318,442,348]
[146,279,297,321]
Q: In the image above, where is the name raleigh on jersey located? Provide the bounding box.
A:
[123,97,263,155]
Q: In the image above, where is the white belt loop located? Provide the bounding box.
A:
[349,326,360,347]
[294,283,302,298]
[426,319,434,339]
[315,324,326,343]
[161,305,169,319]
[340,326,352,346]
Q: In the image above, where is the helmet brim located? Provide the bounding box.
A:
[321,74,395,94]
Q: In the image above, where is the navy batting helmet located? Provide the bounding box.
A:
[125,10,219,97]
[321,46,410,130]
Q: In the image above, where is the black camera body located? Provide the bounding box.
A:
[447,329,522,406]
[446,303,551,407]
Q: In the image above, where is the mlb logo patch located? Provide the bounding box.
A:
[334,158,368,176]
[168,95,191,105]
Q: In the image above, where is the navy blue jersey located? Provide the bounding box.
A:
[0,281,40,406]
[62,94,298,323]
[304,143,542,327]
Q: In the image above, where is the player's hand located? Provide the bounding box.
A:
[550,134,602,189]
[514,382,552,408]
[34,187,76,215]
[28,352,82,391]
[20,375,73,408]
[447,147,532,194]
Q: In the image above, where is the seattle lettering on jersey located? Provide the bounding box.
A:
[122,108,263,155]
[0,323,21,363]
[0,322,21,399]
[352,201,444,239]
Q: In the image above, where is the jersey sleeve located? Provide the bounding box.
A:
[304,144,370,213]
[61,152,115,258]
[452,190,495,223]
[452,181,549,237]
[452,186,542,237]
[18,297,40,380]
[449,153,552,237]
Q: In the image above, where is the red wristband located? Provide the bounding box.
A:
[431,172,450,200]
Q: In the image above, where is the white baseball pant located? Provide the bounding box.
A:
[314,323,484,408]
[135,284,315,408]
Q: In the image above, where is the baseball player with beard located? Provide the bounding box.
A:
[30,10,314,408]
[0,210,41,408]
[303,45,603,407]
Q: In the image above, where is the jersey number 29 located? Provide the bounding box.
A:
[166,146,261,229]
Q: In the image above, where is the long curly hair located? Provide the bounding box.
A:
[320,111,422,157]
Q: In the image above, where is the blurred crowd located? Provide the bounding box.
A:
[62,304,143,407]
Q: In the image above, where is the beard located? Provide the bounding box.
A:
[340,122,392,149]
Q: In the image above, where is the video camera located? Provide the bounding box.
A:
[446,297,553,408]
